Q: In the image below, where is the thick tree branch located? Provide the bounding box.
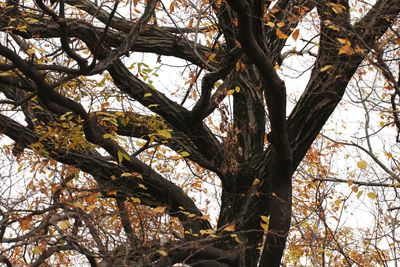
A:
[0,97,210,238]
[227,1,292,266]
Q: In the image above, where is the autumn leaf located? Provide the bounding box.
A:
[59,220,70,230]
[260,215,269,223]
[339,46,354,55]
[260,222,269,231]
[19,216,32,231]
[156,129,172,139]
[292,29,300,41]
[153,206,167,213]
[32,246,44,255]
[265,21,275,28]
[328,3,347,14]
[169,1,175,13]
[276,28,289,39]
[276,21,285,28]
[158,249,168,256]
[117,150,131,163]
[226,89,235,96]
[180,151,190,157]
[252,178,261,186]
[357,160,368,170]
[320,65,333,72]
[69,201,84,209]
[223,224,235,232]
[367,192,377,199]
[131,197,141,204]
[207,53,217,62]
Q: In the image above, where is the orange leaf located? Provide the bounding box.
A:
[276,21,285,28]
[223,224,235,232]
[338,45,354,56]
[292,29,300,41]
[19,216,32,231]
[276,29,288,39]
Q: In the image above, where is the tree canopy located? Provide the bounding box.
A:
[0,0,399,266]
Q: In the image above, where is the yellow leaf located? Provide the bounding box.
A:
[235,86,240,93]
[200,229,215,235]
[260,222,269,231]
[276,28,288,39]
[87,204,96,212]
[207,53,217,62]
[357,160,368,170]
[320,65,333,72]
[138,183,147,189]
[227,89,235,96]
[260,215,269,223]
[153,206,166,213]
[328,3,346,14]
[26,18,40,24]
[265,21,275,28]
[131,197,141,204]
[117,150,123,163]
[32,246,44,255]
[180,151,190,157]
[158,249,168,256]
[103,133,113,139]
[17,24,27,32]
[69,202,84,209]
[385,152,393,159]
[327,24,340,31]
[117,150,131,163]
[231,233,241,243]
[252,178,261,186]
[27,180,35,190]
[367,192,377,199]
[156,129,172,139]
[59,220,69,230]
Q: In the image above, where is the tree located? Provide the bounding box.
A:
[0,0,399,266]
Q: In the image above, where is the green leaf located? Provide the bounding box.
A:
[121,151,131,162]
[131,197,141,204]
[103,133,113,139]
[180,151,190,157]
[117,150,123,163]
